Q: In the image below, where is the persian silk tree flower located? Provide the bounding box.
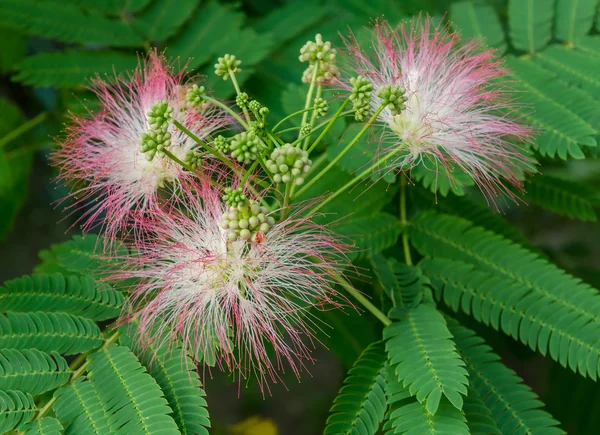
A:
[121,182,348,387]
[343,18,535,200]
[54,52,230,240]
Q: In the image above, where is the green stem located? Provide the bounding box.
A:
[241,159,260,186]
[400,177,413,266]
[302,85,322,149]
[298,60,320,141]
[171,119,235,170]
[162,148,197,173]
[306,98,350,153]
[305,147,402,216]
[0,112,47,149]
[229,71,251,125]
[331,271,391,326]
[201,95,248,128]
[294,105,386,200]
[272,108,315,133]
[35,330,121,421]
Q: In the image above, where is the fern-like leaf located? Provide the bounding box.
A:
[384,304,469,414]
[256,0,328,45]
[383,365,469,435]
[0,390,36,433]
[20,417,64,435]
[450,1,506,53]
[525,175,598,221]
[332,214,401,261]
[0,349,70,395]
[371,254,426,308]
[0,0,143,47]
[448,319,565,434]
[121,329,210,435]
[508,0,554,53]
[410,211,600,375]
[534,45,600,100]
[87,345,180,434]
[554,0,597,44]
[576,36,600,57]
[13,50,139,88]
[133,0,199,41]
[324,342,387,435]
[506,55,597,159]
[1,273,123,321]
[463,385,501,435]
[0,312,103,355]
[53,378,111,435]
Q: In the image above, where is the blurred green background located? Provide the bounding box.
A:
[1,0,599,433]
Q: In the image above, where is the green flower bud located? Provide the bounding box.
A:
[313,97,328,118]
[376,84,408,116]
[186,85,205,107]
[265,143,312,186]
[350,76,374,121]
[215,54,242,80]
[236,92,249,108]
[213,135,229,154]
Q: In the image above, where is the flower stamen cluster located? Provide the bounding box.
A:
[266,144,312,185]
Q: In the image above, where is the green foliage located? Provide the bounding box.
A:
[508,0,554,53]
[1,273,123,321]
[554,0,598,44]
[506,55,598,159]
[462,386,501,435]
[0,312,103,355]
[86,346,180,434]
[450,1,506,53]
[13,50,139,88]
[0,0,143,47]
[371,254,426,308]
[53,379,111,435]
[383,367,469,435]
[449,319,565,434]
[332,213,402,261]
[411,160,475,197]
[256,0,329,45]
[121,330,210,435]
[20,417,64,435]
[0,390,36,433]
[324,342,387,435]
[0,349,70,395]
[133,0,200,41]
[384,304,469,414]
[524,175,598,221]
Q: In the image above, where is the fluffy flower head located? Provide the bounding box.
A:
[343,18,535,200]
[121,182,347,388]
[55,51,230,240]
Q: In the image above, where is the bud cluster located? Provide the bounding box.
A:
[229,132,264,164]
[186,84,205,107]
[376,84,407,115]
[299,34,339,85]
[222,187,247,208]
[214,54,242,80]
[213,135,229,154]
[266,144,312,185]
[184,150,203,169]
[313,98,328,118]
[236,92,249,108]
[349,76,373,121]
[220,199,275,242]
[140,100,174,161]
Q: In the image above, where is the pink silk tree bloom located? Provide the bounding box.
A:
[54,51,231,242]
[343,18,536,201]
[120,182,348,389]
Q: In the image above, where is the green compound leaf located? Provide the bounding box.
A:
[508,0,554,53]
[410,211,600,379]
[382,365,469,435]
[450,1,506,54]
[121,330,210,435]
[506,55,597,160]
[0,349,70,396]
[524,175,598,222]
[133,0,200,42]
[384,304,469,414]
[554,0,598,44]
[463,385,501,435]
[448,319,565,434]
[0,312,103,355]
[332,213,401,261]
[324,342,387,435]
[13,50,139,88]
[87,345,180,434]
[0,390,36,433]
[371,254,426,308]
[411,158,475,197]
[53,378,111,435]
[20,417,64,435]
[576,35,600,57]
[534,45,600,101]
[256,0,329,45]
[0,0,143,47]
[1,273,124,321]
